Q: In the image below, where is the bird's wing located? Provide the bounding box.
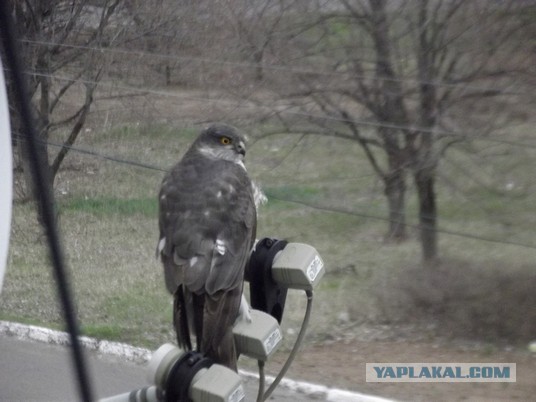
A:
[200,171,256,367]
[204,169,256,295]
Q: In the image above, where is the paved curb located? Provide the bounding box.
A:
[0,320,150,362]
[0,320,393,402]
[239,370,393,402]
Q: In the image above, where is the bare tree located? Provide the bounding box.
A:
[121,0,205,86]
[214,0,293,82]
[257,0,532,261]
[6,0,122,205]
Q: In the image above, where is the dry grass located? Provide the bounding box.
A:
[375,257,536,343]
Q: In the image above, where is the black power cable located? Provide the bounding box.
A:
[0,4,94,402]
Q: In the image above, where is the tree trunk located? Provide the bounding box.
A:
[19,124,55,226]
[378,124,408,241]
[415,167,438,262]
[384,170,407,241]
[253,49,264,82]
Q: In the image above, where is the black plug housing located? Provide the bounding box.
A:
[245,238,288,324]
[165,351,212,402]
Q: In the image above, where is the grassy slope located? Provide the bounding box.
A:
[2,120,536,348]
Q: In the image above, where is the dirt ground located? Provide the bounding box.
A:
[267,338,536,401]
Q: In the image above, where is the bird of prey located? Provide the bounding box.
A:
[157,124,259,371]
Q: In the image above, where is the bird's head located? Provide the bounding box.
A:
[193,124,247,167]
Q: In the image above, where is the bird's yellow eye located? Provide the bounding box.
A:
[220,136,231,145]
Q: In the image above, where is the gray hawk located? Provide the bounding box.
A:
[157,124,258,371]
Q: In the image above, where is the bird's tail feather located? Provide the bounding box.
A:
[174,286,192,351]
[202,287,241,371]
[192,292,204,352]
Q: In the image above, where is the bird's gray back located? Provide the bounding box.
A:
[158,152,256,295]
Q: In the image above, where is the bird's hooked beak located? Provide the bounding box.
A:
[236,141,246,157]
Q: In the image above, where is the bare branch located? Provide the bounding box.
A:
[50,81,96,178]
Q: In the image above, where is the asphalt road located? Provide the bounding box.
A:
[0,336,312,402]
